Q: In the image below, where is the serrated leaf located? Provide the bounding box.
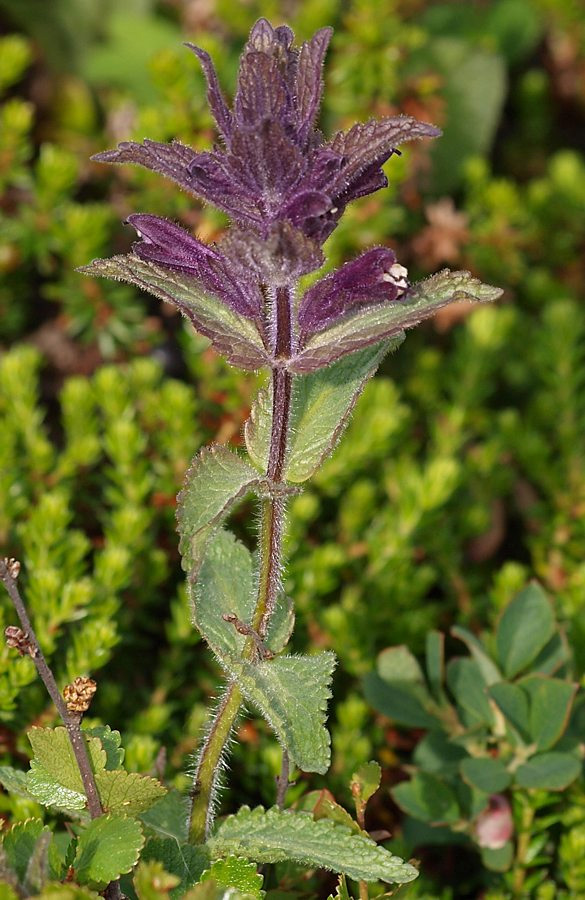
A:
[95,769,167,815]
[25,727,106,810]
[514,752,581,791]
[285,343,389,482]
[84,726,125,769]
[326,874,351,900]
[2,819,48,883]
[140,838,209,899]
[74,815,145,888]
[496,583,556,678]
[79,256,269,371]
[231,652,336,774]
[392,773,460,825]
[194,530,333,772]
[296,789,365,836]
[0,766,37,800]
[291,270,501,372]
[200,857,263,896]
[177,446,262,578]
[460,757,511,793]
[208,806,418,885]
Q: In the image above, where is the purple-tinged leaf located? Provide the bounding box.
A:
[185,43,233,145]
[328,115,441,194]
[295,28,333,145]
[298,247,403,335]
[229,119,305,201]
[126,214,264,321]
[220,222,323,284]
[78,254,269,371]
[291,269,502,373]
[235,52,291,127]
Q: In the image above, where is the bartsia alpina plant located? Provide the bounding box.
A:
[0,18,503,897]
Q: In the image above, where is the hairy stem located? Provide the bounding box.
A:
[188,286,294,843]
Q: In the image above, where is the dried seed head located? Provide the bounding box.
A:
[2,558,20,580]
[5,625,35,657]
[63,676,97,714]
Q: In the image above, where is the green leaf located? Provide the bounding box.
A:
[140,838,208,898]
[232,652,336,774]
[134,860,180,899]
[244,379,272,472]
[139,790,189,843]
[450,625,501,685]
[480,841,514,873]
[2,819,48,883]
[351,761,382,807]
[460,757,511,793]
[297,789,365,836]
[488,682,530,739]
[326,874,351,900]
[95,769,167,816]
[177,447,262,578]
[28,886,100,898]
[514,752,581,791]
[447,658,494,727]
[74,815,145,888]
[284,343,389,482]
[23,829,52,894]
[25,727,106,810]
[200,857,263,896]
[496,583,556,678]
[425,631,445,700]
[84,726,125,769]
[195,531,334,773]
[363,673,437,728]
[79,256,269,371]
[520,676,577,751]
[413,732,468,775]
[291,270,501,372]
[208,806,418,885]
[0,886,18,900]
[392,773,460,825]
[377,646,425,683]
[0,765,37,800]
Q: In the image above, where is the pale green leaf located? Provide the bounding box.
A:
[244,379,272,472]
[230,652,335,774]
[177,446,262,577]
[291,270,501,372]
[200,857,263,896]
[24,829,52,894]
[285,343,389,481]
[84,726,125,769]
[25,727,106,811]
[139,790,189,843]
[351,761,382,806]
[377,646,425,683]
[0,765,37,800]
[26,886,99,898]
[79,255,269,371]
[74,815,145,888]
[496,583,556,678]
[95,769,167,816]
[208,806,418,885]
[195,531,334,772]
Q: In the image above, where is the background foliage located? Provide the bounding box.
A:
[0,0,584,896]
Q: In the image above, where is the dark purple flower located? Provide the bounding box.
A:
[126,214,264,322]
[92,18,439,246]
[298,247,409,335]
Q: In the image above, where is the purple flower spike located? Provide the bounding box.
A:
[298,247,409,335]
[93,20,439,245]
[127,214,264,322]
